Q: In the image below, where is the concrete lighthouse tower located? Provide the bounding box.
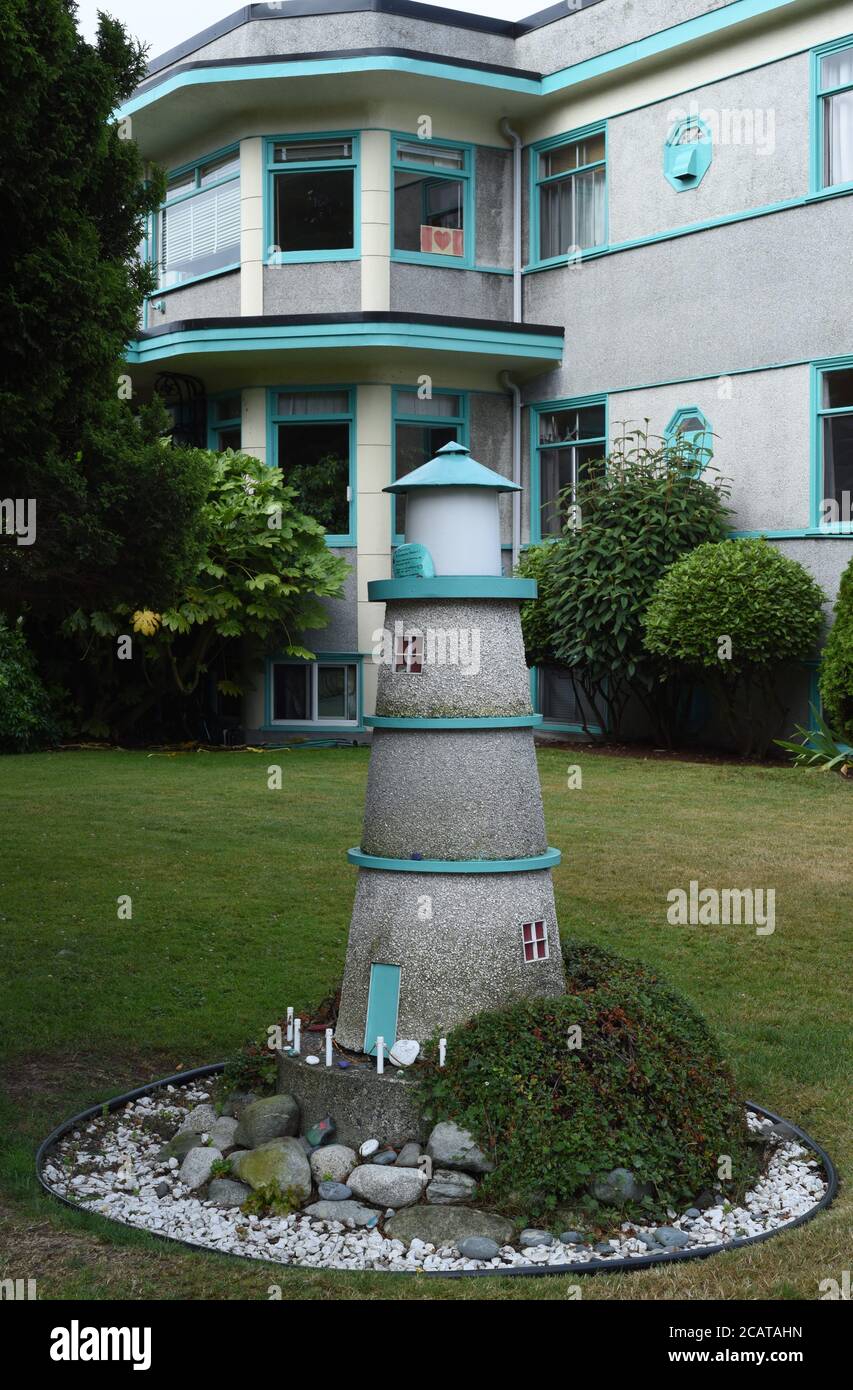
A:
[335,441,566,1055]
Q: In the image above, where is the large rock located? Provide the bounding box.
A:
[426,1122,494,1174]
[176,1104,218,1137]
[208,1177,252,1208]
[309,1144,357,1186]
[221,1090,259,1119]
[347,1164,427,1209]
[592,1167,649,1206]
[425,1169,478,1204]
[387,1206,513,1248]
[159,1131,210,1162]
[233,1094,300,1148]
[207,1116,239,1152]
[231,1138,311,1199]
[303,1199,378,1227]
[179,1146,222,1191]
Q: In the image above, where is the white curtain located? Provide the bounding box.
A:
[828,90,853,186]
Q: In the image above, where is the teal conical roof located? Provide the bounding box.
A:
[384,440,520,494]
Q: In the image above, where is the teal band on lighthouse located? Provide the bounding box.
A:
[334,440,567,1053]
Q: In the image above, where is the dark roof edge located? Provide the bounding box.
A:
[135,46,542,95]
[145,1,606,78]
[135,311,566,340]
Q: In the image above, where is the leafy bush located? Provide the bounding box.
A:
[419,941,754,1219]
[819,555,853,744]
[222,1040,279,1097]
[643,537,826,756]
[240,1181,303,1218]
[515,543,558,667]
[776,706,852,775]
[0,617,58,752]
[543,426,732,739]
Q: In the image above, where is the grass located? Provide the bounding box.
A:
[0,745,849,1301]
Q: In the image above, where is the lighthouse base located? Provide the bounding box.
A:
[335,868,566,1050]
[276,1035,428,1148]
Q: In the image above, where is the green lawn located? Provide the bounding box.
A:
[0,746,849,1301]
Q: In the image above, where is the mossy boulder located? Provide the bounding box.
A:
[231,1138,311,1199]
[418,940,756,1218]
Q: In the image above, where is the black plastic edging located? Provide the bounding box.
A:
[35,1066,839,1281]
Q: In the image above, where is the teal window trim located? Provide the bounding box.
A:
[151,143,241,293]
[263,652,364,732]
[529,393,608,544]
[810,34,853,196]
[391,386,468,545]
[267,385,356,546]
[207,392,242,451]
[664,405,714,471]
[811,354,853,534]
[664,116,713,191]
[264,131,360,265]
[528,121,608,271]
[390,133,475,269]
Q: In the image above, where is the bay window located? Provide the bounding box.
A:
[267,136,358,259]
[158,150,240,289]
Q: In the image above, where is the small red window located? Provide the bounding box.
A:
[394,632,423,674]
[521,920,548,962]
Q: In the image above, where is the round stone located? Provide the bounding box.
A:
[389,1040,420,1068]
[317,1182,352,1201]
[359,1139,380,1158]
[305,1056,320,1066]
[519,1229,555,1248]
[457,1236,500,1261]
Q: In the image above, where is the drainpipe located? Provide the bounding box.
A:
[500,119,524,571]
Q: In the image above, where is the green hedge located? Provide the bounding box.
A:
[0,617,57,753]
[819,555,853,743]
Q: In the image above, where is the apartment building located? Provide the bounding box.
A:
[121,0,853,741]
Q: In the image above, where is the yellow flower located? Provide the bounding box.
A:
[132,609,161,636]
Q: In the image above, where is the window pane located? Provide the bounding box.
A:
[199,152,240,185]
[540,665,584,724]
[160,181,240,286]
[316,665,357,720]
[214,395,241,421]
[821,50,853,91]
[273,665,309,721]
[539,134,605,179]
[394,422,458,535]
[826,90,853,185]
[274,169,354,252]
[394,171,463,253]
[824,414,853,512]
[824,369,853,409]
[539,165,604,257]
[539,448,576,536]
[275,391,349,416]
[273,141,352,163]
[216,427,241,451]
[165,171,196,200]
[396,392,461,418]
[396,141,464,169]
[277,422,350,533]
[539,406,605,444]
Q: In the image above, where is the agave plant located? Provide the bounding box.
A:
[776,706,853,774]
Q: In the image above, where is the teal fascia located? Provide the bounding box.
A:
[384,440,520,493]
[365,714,544,729]
[367,576,537,601]
[347,847,562,873]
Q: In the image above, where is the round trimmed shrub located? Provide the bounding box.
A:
[419,940,755,1217]
[819,556,853,742]
[0,617,57,753]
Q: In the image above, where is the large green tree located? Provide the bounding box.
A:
[0,0,207,615]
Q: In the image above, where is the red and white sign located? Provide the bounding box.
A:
[420,225,463,256]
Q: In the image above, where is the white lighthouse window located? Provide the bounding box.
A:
[394,632,424,674]
[522,920,548,962]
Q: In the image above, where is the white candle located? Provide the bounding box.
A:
[376,1036,384,1074]
[439,1038,447,1068]
[325,1027,333,1067]
[286,1007,294,1043]
[293,1018,301,1054]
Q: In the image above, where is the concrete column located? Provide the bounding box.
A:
[240,137,264,316]
[360,130,391,311]
[356,383,393,716]
[242,387,267,465]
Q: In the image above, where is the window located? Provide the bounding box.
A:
[267,136,358,260]
[271,660,359,725]
[534,399,606,538]
[533,127,606,264]
[665,406,713,469]
[157,150,240,289]
[271,389,354,542]
[664,117,713,191]
[816,39,853,190]
[392,138,472,264]
[393,389,466,540]
[208,394,242,452]
[394,631,424,674]
[816,365,853,528]
[521,920,548,963]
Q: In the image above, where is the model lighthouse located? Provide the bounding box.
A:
[335,442,566,1054]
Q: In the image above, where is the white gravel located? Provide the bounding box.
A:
[42,1089,828,1275]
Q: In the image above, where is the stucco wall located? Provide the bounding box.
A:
[390,263,513,319]
[152,271,240,322]
[263,261,361,315]
[475,145,513,267]
[516,0,729,73]
[608,53,810,244]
